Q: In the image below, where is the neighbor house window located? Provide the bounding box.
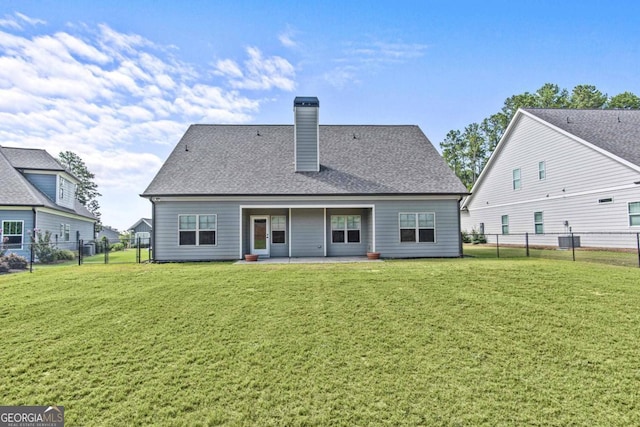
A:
[331,215,361,243]
[501,215,509,235]
[538,161,546,180]
[271,215,286,244]
[534,211,544,234]
[178,214,216,246]
[2,220,23,249]
[629,202,640,226]
[512,168,521,190]
[399,213,435,243]
[60,223,70,241]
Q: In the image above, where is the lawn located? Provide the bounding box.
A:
[1,259,639,426]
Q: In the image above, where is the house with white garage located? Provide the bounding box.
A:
[142,97,468,261]
[461,108,640,248]
[0,146,97,258]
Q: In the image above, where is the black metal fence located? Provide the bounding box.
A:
[77,238,152,265]
[3,237,152,272]
[464,232,640,268]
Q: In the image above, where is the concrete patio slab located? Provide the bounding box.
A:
[235,256,383,265]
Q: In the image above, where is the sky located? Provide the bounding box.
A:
[1,1,639,231]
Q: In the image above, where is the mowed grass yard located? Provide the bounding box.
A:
[1,259,639,426]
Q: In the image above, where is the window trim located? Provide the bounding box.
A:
[2,220,24,250]
[178,214,217,246]
[60,223,70,242]
[271,215,287,245]
[629,202,640,227]
[538,161,546,180]
[501,215,509,235]
[398,212,436,244]
[534,211,544,234]
[331,215,361,244]
[512,168,521,190]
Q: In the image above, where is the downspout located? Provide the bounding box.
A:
[151,199,156,262]
[457,197,463,258]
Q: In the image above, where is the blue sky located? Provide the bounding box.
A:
[1,1,639,230]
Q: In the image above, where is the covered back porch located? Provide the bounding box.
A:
[239,204,375,259]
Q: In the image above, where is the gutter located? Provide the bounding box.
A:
[150,199,156,262]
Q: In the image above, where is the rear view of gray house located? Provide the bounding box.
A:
[142,97,468,261]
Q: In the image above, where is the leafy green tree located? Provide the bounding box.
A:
[569,84,607,109]
[535,83,570,108]
[607,91,640,109]
[58,151,101,221]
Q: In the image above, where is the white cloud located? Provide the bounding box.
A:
[215,46,295,91]
[278,27,298,48]
[0,12,46,30]
[323,39,428,87]
[0,15,297,229]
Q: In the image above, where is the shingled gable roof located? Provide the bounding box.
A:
[142,125,468,197]
[522,108,640,168]
[0,146,96,220]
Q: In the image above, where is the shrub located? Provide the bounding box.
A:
[3,253,28,270]
[471,228,487,244]
[0,236,9,257]
[461,230,472,243]
[0,261,9,273]
[28,230,57,263]
[110,243,124,252]
[55,250,75,261]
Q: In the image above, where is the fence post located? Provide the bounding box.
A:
[30,242,34,273]
[525,232,529,257]
[571,232,576,262]
[136,238,141,263]
[78,239,83,265]
[496,234,500,258]
[104,241,109,264]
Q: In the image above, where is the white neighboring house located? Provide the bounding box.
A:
[461,108,640,248]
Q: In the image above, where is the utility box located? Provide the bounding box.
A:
[558,235,581,249]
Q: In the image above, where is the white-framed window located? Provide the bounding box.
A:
[501,215,509,235]
[538,161,546,180]
[534,211,544,234]
[331,215,361,244]
[2,220,24,249]
[59,177,65,200]
[512,168,521,190]
[271,215,286,244]
[629,202,640,226]
[59,223,70,241]
[178,214,216,246]
[399,213,435,243]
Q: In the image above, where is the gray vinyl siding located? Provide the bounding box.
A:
[56,176,76,210]
[36,211,95,252]
[24,173,56,201]
[290,208,324,256]
[294,106,319,172]
[0,210,34,258]
[326,208,369,256]
[374,199,461,258]
[463,114,640,248]
[153,201,239,261]
[152,197,462,261]
[133,221,152,234]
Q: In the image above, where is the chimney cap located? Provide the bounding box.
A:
[294,96,319,107]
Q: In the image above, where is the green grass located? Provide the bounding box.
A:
[464,243,640,268]
[1,259,639,426]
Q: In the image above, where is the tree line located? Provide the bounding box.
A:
[440,83,640,190]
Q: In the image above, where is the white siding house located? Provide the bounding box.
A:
[461,108,640,248]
